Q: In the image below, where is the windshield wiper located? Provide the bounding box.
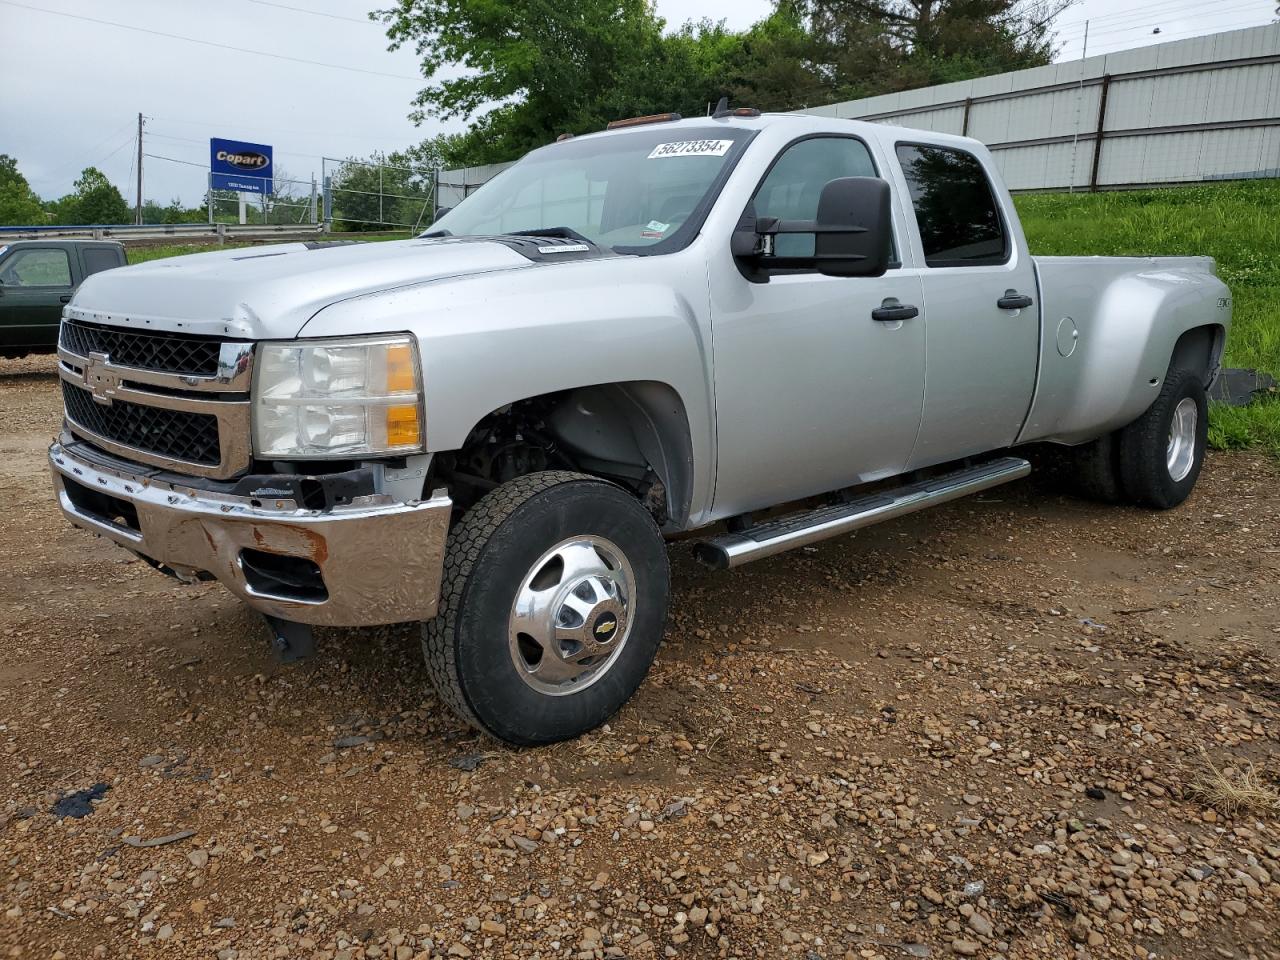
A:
[502,226,595,245]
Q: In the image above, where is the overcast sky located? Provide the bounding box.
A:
[0,0,1273,208]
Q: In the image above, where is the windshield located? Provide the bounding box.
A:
[426,126,755,254]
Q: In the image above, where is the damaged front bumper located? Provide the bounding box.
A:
[48,436,452,626]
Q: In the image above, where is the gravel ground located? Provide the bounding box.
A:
[1,355,1277,960]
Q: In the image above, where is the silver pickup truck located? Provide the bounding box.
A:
[48,110,1230,745]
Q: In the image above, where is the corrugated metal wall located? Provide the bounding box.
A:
[800,23,1280,191]
[435,162,515,209]
[438,24,1280,196]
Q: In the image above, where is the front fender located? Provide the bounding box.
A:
[301,253,717,524]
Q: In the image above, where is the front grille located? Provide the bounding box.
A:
[60,319,225,376]
[62,381,221,467]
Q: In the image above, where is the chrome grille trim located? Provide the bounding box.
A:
[57,331,254,480]
[56,341,254,394]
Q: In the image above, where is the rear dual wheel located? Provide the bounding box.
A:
[1068,367,1208,509]
[422,471,669,746]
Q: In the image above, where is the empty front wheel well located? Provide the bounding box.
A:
[429,382,695,529]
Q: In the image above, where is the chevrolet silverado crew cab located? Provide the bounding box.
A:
[48,109,1230,745]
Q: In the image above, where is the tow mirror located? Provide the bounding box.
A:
[732,176,892,280]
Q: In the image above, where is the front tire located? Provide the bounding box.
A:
[423,471,669,745]
[1117,367,1208,509]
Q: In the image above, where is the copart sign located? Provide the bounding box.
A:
[210,137,274,194]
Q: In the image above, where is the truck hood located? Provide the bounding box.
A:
[66,238,534,339]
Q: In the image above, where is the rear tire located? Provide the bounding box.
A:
[422,471,669,745]
[1116,367,1208,509]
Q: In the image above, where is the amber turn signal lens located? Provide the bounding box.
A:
[385,404,421,447]
[386,343,416,394]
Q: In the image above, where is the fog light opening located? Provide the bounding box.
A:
[239,548,328,603]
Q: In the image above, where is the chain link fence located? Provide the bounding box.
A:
[321,156,438,233]
[206,172,319,226]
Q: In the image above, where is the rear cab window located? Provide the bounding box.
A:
[895,144,1008,267]
[81,246,122,277]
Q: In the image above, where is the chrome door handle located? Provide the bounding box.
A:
[997,290,1033,310]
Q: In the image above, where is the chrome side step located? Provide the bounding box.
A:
[693,456,1030,570]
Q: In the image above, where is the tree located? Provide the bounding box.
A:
[54,168,131,225]
[379,0,1072,170]
[711,6,834,112]
[799,0,1071,97]
[141,198,208,224]
[0,155,46,226]
[374,0,683,165]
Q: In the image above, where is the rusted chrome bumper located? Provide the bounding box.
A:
[49,438,452,626]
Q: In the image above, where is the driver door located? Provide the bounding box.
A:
[0,246,77,352]
[708,135,926,517]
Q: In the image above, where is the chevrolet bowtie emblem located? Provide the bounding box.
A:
[82,352,122,406]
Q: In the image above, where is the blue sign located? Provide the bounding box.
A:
[210,137,273,194]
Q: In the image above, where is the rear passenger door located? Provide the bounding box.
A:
[894,143,1039,470]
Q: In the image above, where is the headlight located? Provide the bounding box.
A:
[252,334,424,458]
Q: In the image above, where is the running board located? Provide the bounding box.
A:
[693,456,1031,570]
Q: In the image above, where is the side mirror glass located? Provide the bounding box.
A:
[732,176,892,280]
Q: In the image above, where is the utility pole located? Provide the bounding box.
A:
[135,112,144,225]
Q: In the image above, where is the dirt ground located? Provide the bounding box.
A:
[1,354,1277,960]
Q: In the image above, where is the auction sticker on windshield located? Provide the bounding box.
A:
[647,139,734,159]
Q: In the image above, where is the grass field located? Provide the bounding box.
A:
[120,183,1279,456]
[1015,180,1280,457]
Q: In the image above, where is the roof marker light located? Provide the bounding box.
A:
[605,112,682,130]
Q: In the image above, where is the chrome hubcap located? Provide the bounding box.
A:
[1167,396,1198,482]
[508,536,634,695]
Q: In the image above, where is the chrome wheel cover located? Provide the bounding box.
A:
[508,536,635,696]
[1167,396,1198,482]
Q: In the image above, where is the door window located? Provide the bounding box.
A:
[752,137,878,258]
[82,247,121,277]
[895,144,1007,267]
[0,248,72,286]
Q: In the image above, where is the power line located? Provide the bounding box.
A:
[146,113,416,145]
[1054,0,1268,37]
[245,0,378,26]
[1053,0,1265,31]
[97,134,137,168]
[43,120,138,183]
[1053,14,1275,59]
[144,153,207,169]
[145,130,339,167]
[0,0,421,81]
[1079,17,1275,54]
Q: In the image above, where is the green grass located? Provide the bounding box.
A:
[125,243,253,263]
[1015,180,1280,458]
